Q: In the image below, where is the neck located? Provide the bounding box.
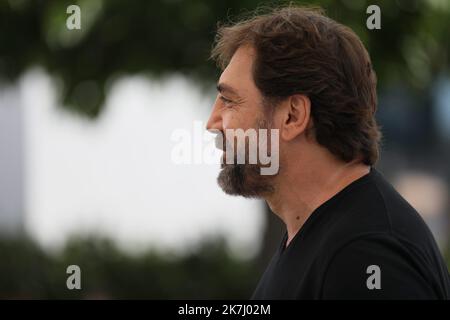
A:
[264,149,370,248]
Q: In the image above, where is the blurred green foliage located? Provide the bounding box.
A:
[1,235,449,298]
[1,0,449,116]
[1,0,449,299]
[0,236,259,299]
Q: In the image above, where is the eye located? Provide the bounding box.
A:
[219,95,234,107]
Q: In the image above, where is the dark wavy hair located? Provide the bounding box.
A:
[211,6,381,165]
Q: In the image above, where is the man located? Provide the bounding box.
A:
[206,6,450,299]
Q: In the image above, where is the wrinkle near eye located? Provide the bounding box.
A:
[234,97,246,106]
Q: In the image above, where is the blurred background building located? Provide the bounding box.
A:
[0,0,449,298]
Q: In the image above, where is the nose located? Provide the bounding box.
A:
[206,98,222,133]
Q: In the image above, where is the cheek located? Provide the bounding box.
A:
[221,113,245,151]
[222,108,260,131]
[221,112,241,130]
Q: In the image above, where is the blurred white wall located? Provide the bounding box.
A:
[0,85,25,234]
[7,69,265,258]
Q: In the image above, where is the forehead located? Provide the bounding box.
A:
[218,45,257,92]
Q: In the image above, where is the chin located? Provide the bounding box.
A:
[217,164,274,198]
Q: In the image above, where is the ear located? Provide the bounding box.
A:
[280,94,311,141]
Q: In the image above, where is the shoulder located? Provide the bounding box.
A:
[324,169,437,256]
[315,169,450,299]
[319,233,443,299]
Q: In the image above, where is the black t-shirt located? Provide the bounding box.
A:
[251,168,450,299]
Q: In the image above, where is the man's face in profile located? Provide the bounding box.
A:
[206,45,278,198]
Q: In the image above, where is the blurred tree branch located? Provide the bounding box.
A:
[0,0,448,117]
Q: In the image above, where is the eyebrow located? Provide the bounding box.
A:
[216,83,240,97]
